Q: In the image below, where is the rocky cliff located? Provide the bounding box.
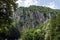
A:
[13,6,54,30]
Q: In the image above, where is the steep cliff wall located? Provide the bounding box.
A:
[14,6,53,30]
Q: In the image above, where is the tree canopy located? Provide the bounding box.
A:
[0,0,20,39]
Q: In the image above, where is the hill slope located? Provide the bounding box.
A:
[13,5,60,30]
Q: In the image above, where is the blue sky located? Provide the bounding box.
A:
[16,0,60,9]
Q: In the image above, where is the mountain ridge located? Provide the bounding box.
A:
[13,5,60,30]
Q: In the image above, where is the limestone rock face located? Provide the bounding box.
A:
[13,6,52,30]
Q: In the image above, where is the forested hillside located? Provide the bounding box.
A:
[19,9,60,40]
[14,5,56,30]
[14,6,60,40]
[0,0,60,40]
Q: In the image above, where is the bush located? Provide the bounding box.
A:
[33,29,45,40]
[21,29,34,40]
[21,29,45,40]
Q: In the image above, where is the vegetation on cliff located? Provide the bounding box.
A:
[0,0,60,39]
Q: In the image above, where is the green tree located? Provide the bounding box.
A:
[0,0,20,39]
[50,12,60,40]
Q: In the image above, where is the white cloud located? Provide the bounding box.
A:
[43,1,57,9]
[16,0,57,9]
[16,0,24,7]
[24,0,38,7]
[16,0,38,7]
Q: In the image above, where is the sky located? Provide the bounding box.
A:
[16,0,60,9]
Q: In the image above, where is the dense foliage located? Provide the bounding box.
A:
[20,28,45,40]
[0,0,20,39]
[19,6,60,40]
[0,1,60,39]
